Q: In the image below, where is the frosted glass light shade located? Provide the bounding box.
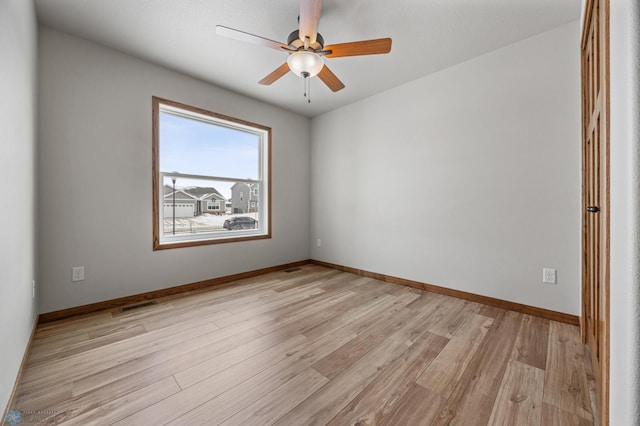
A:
[287,51,324,77]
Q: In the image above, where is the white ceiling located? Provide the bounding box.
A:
[34,0,581,117]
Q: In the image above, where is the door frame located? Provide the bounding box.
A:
[580,0,610,423]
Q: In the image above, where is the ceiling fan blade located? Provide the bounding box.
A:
[323,38,392,58]
[299,0,323,45]
[317,65,345,92]
[258,63,291,85]
[216,25,288,51]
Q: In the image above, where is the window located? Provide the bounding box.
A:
[153,97,271,249]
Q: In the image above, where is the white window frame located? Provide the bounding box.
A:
[152,97,271,249]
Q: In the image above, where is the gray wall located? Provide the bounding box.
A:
[38,27,311,313]
[0,0,38,412]
[609,0,640,423]
[311,22,582,315]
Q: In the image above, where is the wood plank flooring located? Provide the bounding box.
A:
[8,265,595,425]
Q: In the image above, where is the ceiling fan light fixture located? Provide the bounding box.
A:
[287,51,324,78]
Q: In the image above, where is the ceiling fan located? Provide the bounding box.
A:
[216,0,392,99]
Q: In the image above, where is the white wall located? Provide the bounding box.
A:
[311,22,581,315]
[0,0,38,413]
[609,0,640,423]
[38,27,311,313]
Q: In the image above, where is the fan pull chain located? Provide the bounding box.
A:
[302,73,311,103]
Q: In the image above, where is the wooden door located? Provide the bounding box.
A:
[581,0,609,423]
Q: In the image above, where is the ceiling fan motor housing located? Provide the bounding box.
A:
[287,30,324,51]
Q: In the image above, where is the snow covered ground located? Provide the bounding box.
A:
[163,213,258,234]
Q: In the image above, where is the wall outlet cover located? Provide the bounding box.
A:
[543,268,557,284]
[72,266,85,282]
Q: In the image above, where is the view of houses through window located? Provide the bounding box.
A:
[153,97,271,249]
[161,178,261,235]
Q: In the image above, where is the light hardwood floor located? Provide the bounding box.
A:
[10,265,595,425]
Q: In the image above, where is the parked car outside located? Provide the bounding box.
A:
[223,216,258,230]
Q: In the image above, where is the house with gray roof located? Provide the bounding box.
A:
[163,186,226,218]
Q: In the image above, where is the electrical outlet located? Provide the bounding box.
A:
[543,268,557,284]
[72,266,85,282]
[316,238,322,248]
